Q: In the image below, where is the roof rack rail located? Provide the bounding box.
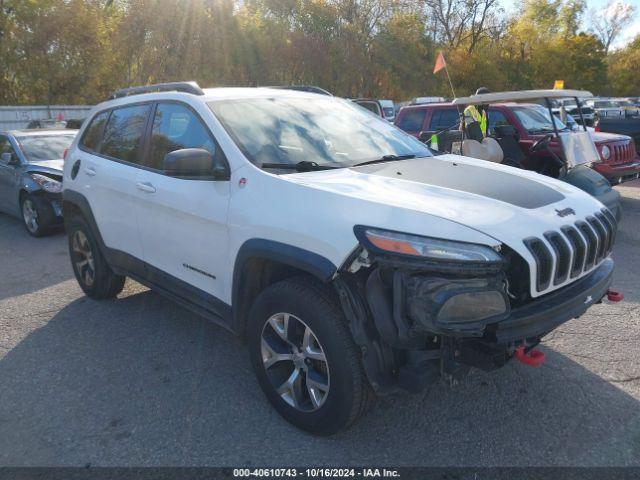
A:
[108,81,205,100]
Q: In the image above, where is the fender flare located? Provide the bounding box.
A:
[231,239,337,329]
[62,189,109,255]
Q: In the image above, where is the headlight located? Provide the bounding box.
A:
[601,145,611,160]
[356,227,502,262]
[29,173,62,193]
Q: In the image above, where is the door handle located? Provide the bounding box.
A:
[85,167,97,176]
[136,181,156,193]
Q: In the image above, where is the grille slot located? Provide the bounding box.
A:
[576,220,597,270]
[524,238,553,292]
[544,231,571,285]
[587,216,608,262]
[524,210,617,294]
[561,226,586,278]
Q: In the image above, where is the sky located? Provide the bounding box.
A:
[502,0,640,49]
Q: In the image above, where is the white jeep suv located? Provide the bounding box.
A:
[63,82,617,435]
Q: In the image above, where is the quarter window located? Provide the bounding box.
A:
[80,110,110,152]
[99,104,151,164]
[148,103,217,170]
[397,109,427,132]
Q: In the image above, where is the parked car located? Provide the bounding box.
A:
[352,98,395,122]
[596,115,640,155]
[585,98,638,119]
[396,93,639,195]
[63,81,618,435]
[554,99,596,126]
[0,129,77,236]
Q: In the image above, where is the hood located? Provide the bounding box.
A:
[590,131,631,144]
[282,154,605,260]
[26,159,64,176]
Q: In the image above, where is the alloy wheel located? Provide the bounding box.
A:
[261,312,330,411]
[22,199,39,233]
[71,230,95,287]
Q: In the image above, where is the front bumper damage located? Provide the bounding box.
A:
[336,251,614,394]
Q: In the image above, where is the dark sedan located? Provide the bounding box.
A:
[0,129,77,236]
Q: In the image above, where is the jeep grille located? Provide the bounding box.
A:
[524,208,617,294]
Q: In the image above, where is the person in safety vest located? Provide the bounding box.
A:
[463,87,490,138]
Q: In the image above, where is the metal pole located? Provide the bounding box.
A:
[574,96,587,131]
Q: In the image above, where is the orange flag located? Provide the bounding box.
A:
[433,52,446,74]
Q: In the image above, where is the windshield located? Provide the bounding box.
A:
[17,134,75,161]
[511,105,569,134]
[209,96,430,169]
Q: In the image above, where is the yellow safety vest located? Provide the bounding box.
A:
[463,105,488,137]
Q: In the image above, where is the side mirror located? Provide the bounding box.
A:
[163,148,228,179]
[0,152,18,166]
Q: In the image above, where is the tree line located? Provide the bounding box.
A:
[0,0,637,105]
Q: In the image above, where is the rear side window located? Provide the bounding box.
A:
[80,110,109,152]
[147,103,218,171]
[100,104,151,164]
[429,109,459,131]
[397,109,427,132]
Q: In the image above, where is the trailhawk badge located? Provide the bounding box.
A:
[584,295,593,304]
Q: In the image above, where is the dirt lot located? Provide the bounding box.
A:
[0,180,639,466]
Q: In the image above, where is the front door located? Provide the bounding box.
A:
[134,102,231,306]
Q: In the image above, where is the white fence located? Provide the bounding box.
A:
[0,105,92,130]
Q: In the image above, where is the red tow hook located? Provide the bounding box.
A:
[514,346,545,367]
[606,289,624,302]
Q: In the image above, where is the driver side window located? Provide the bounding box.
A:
[147,103,218,171]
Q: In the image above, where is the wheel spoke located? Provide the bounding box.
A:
[261,336,295,369]
[76,259,88,270]
[305,370,329,409]
[268,313,292,345]
[302,327,326,362]
[276,368,302,408]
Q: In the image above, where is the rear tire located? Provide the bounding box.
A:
[247,277,373,435]
[67,215,125,299]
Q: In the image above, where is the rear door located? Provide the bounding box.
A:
[134,101,231,304]
[72,104,151,261]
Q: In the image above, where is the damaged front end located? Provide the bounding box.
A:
[334,225,614,394]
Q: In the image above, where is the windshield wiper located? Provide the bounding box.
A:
[351,154,416,167]
[260,160,339,172]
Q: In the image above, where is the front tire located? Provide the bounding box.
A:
[247,277,372,435]
[67,216,125,299]
[20,193,55,237]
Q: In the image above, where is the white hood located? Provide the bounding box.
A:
[276,155,607,297]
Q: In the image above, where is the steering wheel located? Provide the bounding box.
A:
[529,133,553,153]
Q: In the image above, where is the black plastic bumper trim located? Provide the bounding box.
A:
[492,258,613,344]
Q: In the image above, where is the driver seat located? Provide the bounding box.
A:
[493,125,526,167]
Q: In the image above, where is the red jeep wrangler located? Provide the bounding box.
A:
[395,102,640,185]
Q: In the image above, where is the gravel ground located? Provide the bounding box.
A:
[0,180,639,467]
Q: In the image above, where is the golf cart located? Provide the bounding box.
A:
[429,90,621,220]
